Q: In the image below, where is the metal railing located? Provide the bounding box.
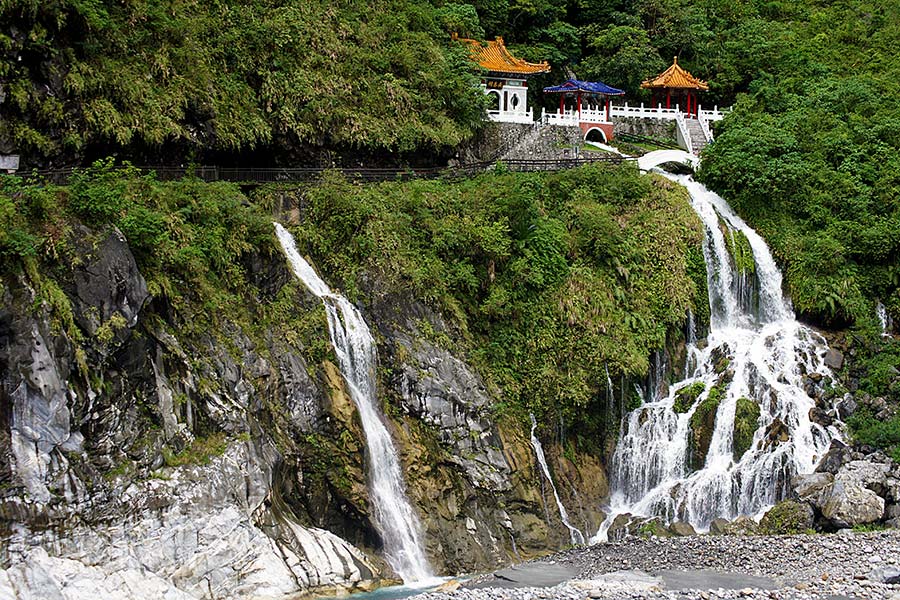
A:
[12,156,634,186]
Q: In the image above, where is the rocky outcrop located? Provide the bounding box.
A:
[1,444,376,598]
[790,441,900,530]
[1,220,606,597]
[370,292,608,573]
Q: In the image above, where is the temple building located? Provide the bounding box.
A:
[641,57,708,117]
[457,35,550,124]
[542,78,625,142]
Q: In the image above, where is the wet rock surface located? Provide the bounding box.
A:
[413,531,900,600]
[1,221,608,597]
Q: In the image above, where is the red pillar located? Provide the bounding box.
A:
[686,92,691,116]
[606,97,611,122]
[577,92,582,118]
[666,89,671,109]
[559,95,564,114]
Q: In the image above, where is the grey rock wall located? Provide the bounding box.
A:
[0,219,610,597]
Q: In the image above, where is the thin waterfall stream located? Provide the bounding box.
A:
[594,152,842,540]
[274,223,433,583]
[529,414,586,546]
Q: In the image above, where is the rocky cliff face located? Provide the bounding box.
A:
[0,222,609,598]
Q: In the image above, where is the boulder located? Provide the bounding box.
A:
[708,518,731,535]
[886,503,900,521]
[71,227,149,337]
[808,406,833,427]
[669,521,696,536]
[838,460,891,496]
[816,440,849,475]
[758,500,815,534]
[823,349,844,370]
[716,516,759,536]
[605,513,635,542]
[792,472,834,508]
[836,395,858,419]
[821,480,885,528]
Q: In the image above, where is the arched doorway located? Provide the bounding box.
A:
[486,90,501,112]
[585,127,607,143]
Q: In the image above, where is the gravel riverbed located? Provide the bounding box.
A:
[412,531,900,600]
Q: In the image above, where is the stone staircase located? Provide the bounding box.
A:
[685,118,709,153]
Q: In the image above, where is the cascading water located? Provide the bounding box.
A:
[594,152,841,539]
[529,414,585,546]
[274,223,433,583]
[877,302,893,337]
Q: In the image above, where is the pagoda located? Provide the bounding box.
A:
[641,57,708,117]
[457,35,550,124]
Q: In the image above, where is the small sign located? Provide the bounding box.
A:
[485,79,504,90]
[0,155,19,172]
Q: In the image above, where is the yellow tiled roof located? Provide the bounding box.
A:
[641,57,709,90]
[457,35,550,75]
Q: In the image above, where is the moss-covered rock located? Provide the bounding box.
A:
[688,386,722,470]
[732,397,761,460]
[758,500,815,535]
[673,381,705,413]
[726,229,756,275]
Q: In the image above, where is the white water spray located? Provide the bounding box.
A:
[275,223,433,583]
[877,302,893,337]
[594,152,840,540]
[529,414,585,546]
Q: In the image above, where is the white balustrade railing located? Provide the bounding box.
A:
[608,102,728,122]
[515,102,730,129]
[698,112,713,142]
[674,111,693,154]
[543,108,612,126]
[487,108,536,125]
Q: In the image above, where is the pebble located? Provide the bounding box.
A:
[411,530,900,600]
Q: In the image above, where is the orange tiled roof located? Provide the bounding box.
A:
[641,57,709,90]
[457,35,550,75]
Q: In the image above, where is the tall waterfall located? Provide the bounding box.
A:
[529,414,585,546]
[274,223,433,583]
[594,152,841,538]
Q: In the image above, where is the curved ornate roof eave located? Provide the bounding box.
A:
[456,35,550,76]
[641,57,709,91]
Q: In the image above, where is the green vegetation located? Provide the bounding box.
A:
[1,161,274,330]
[843,325,900,461]
[672,381,705,413]
[726,229,755,275]
[1,161,705,450]
[732,397,760,459]
[161,433,229,467]
[0,0,484,162]
[286,163,705,444]
[688,384,722,468]
[696,4,900,328]
[848,411,900,464]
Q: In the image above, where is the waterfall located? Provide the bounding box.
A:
[594,152,841,538]
[877,302,893,337]
[529,414,585,546]
[274,223,433,583]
